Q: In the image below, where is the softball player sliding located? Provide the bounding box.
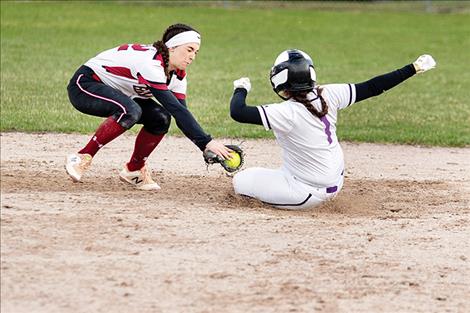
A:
[230,50,436,209]
[66,23,231,190]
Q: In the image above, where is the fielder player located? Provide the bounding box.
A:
[230,50,436,209]
[66,23,231,190]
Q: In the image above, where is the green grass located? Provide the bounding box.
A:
[1,1,469,146]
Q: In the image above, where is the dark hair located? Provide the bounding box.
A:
[152,23,199,79]
[288,86,328,118]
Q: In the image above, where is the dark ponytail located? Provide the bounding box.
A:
[290,87,328,118]
[152,40,170,79]
[152,23,199,80]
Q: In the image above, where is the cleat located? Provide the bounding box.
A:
[65,153,93,182]
[119,164,161,191]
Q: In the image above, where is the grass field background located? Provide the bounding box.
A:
[1,1,469,146]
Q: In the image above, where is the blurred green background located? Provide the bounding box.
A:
[1,1,469,146]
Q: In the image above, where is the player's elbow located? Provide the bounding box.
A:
[230,97,242,121]
[230,106,247,123]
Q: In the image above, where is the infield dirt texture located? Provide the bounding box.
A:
[1,1,470,312]
[1,132,469,313]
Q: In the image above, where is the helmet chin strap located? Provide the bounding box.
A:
[274,89,291,101]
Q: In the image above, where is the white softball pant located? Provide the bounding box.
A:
[232,167,343,210]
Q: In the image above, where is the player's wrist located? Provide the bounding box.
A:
[234,87,248,94]
[233,77,251,92]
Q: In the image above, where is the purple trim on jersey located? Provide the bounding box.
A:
[75,74,126,123]
[260,106,271,129]
[137,73,167,90]
[320,115,333,144]
[102,66,136,80]
[172,91,186,100]
[347,84,352,106]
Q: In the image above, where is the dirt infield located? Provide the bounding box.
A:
[1,132,469,313]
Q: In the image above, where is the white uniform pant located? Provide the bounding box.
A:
[233,167,343,210]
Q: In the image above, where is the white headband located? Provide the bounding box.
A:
[165,31,201,48]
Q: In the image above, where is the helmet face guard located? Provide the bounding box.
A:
[270,49,317,100]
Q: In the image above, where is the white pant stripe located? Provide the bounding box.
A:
[75,74,127,123]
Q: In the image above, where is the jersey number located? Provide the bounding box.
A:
[117,44,149,51]
[117,44,153,97]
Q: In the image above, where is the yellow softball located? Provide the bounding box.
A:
[224,151,241,168]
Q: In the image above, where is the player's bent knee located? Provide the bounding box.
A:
[128,105,143,123]
[152,111,172,134]
[232,172,243,195]
[144,107,172,134]
[118,105,142,129]
[232,171,246,195]
[233,168,257,196]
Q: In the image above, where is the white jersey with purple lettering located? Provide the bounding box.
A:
[85,44,187,100]
[233,83,356,209]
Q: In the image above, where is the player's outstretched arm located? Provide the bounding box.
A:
[354,54,436,103]
[230,77,263,125]
[150,87,212,150]
[150,88,232,159]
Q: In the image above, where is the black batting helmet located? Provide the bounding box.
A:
[270,49,317,100]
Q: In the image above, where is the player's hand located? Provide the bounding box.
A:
[203,144,245,173]
[204,140,232,160]
[413,54,436,74]
[233,77,251,93]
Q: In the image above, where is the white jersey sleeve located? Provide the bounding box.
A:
[256,102,295,134]
[321,84,356,110]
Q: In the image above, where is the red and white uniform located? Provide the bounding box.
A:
[85,44,186,100]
